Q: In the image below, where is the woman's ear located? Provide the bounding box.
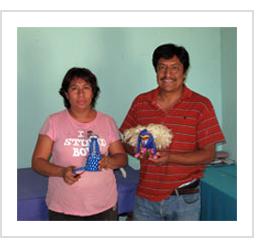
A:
[64,91,69,100]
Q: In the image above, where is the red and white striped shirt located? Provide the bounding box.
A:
[120,85,225,201]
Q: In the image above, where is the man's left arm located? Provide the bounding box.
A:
[149,143,216,166]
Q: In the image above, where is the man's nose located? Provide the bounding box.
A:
[164,67,171,76]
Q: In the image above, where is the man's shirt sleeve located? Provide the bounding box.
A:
[196,99,225,149]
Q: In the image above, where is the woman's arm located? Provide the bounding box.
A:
[32,135,80,185]
[99,140,128,170]
[122,142,136,157]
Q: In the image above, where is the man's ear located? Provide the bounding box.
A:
[183,73,187,82]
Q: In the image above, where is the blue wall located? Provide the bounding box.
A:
[17,27,236,168]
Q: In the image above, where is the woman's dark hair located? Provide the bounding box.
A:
[152,43,190,73]
[59,67,100,109]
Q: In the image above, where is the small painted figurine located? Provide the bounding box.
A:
[73,132,102,173]
[122,124,173,161]
[85,134,102,171]
[135,129,158,159]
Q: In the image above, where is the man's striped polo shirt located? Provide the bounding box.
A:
[120,85,225,202]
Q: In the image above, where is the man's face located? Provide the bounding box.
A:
[156,55,186,93]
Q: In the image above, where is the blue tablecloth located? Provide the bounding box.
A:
[201,164,237,221]
[17,167,139,220]
[17,164,236,221]
[17,168,48,220]
[114,166,139,215]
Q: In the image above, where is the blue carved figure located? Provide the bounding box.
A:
[135,129,158,159]
[85,135,102,171]
[73,132,102,173]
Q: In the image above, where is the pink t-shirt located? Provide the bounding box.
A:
[40,109,120,216]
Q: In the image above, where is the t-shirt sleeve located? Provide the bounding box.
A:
[107,116,121,144]
[197,100,225,148]
[39,115,56,141]
[119,97,139,133]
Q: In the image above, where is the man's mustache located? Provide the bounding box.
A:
[160,77,177,81]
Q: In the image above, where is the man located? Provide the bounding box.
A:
[120,43,225,221]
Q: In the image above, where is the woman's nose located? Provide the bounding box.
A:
[77,88,84,95]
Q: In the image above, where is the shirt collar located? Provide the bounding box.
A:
[149,84,193,106]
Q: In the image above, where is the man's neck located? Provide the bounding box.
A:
[157,87,184,111]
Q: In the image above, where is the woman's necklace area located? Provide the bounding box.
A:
[69,108,97,123]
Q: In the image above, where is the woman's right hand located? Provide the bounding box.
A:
[62,166,82,185]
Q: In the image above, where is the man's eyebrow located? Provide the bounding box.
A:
[158,62,181,66]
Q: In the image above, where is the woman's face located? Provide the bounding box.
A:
[65,77,93,111]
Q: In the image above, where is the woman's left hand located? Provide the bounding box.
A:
[99,155,112,170]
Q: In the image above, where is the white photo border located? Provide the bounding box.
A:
[1,10,253,238]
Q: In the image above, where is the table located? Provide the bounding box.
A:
[17,164,236,221]
[114,166,139,215]
[17,168,48,220]
[201,164,237,221]
[17,166,139,220]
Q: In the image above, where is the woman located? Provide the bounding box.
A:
[32,67,127,220]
